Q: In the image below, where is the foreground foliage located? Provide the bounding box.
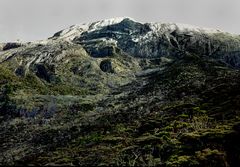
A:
[1,52,240,166]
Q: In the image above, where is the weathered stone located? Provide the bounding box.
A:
[3,42,23,51]
[100,59,114,73]
[35,64,51,82]
[15,66,25,77]
[85,45,115,57]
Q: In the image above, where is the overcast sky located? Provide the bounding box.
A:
[0,0,239,42]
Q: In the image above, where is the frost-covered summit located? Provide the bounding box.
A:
[1,17,240,68]
[51,17,224,41]
[46,17,240,66]
[88,17,136,32]
[51,17,136,40]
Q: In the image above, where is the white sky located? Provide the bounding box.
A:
[0,0,239,42]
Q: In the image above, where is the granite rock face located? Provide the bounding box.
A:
[69,18,240,68]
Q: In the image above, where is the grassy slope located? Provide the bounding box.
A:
[0,51,240,166]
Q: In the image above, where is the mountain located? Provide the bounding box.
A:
[1,17,240,166]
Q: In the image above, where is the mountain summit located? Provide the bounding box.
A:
[1,18,240,166]
[52,17,239,59]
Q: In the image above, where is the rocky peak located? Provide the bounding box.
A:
[88,17,136,32]
[1,17,240,69]
[60,18,240,68]
[50,17,137,41]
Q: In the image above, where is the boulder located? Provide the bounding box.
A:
[100,59,114,73]
[3,42,23,51]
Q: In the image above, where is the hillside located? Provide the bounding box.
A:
[0,17,240,166]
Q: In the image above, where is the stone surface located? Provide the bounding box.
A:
[100,59,114,73]
[2,42,23,51]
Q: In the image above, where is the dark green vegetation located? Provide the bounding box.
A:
[1,18,240,166]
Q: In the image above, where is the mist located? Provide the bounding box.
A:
[0,0,239,42]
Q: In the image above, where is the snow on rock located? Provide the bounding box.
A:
[51,17,137,40]
[50,17,225,43]
[88,17,135,32]
[174,23,222,34]
[51,24,90,41]
[148,22,222,34]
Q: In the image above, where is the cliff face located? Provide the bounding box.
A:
[0,17,240,166]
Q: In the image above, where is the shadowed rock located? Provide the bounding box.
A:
[100,59,114,73]
[3,42,23,51]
